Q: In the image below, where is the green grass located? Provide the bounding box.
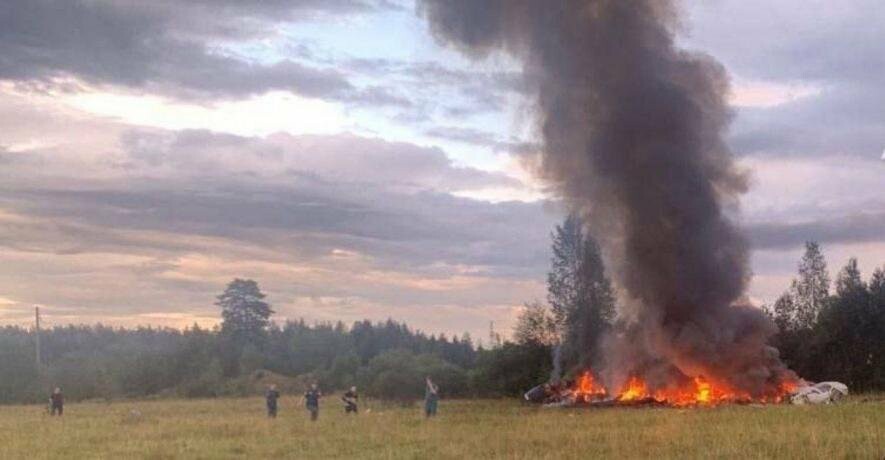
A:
[0,397,882,459]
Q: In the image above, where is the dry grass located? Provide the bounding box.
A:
[0,396,882,459]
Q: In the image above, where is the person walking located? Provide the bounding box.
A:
[49,387,64,416]
[424,377,439,418]
[304,383,322,422]
[341,386,359,414]
[265,384,280,418]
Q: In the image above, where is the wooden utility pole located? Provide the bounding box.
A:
[35,306,41,368]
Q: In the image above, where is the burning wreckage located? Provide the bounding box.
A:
[525,372,848,408]
[421,0,850,409]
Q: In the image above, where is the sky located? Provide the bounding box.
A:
[0,0,883,342]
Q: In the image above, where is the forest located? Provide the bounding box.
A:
[1,218,882,404]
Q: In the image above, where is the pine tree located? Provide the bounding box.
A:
[217,279,274,344]
[216,279,273,376]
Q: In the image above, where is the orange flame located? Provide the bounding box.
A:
[571,370,607,402]
[617,376,648,401]
[609,373,788,406]
[566,369,796,407]
[694,376,711,404]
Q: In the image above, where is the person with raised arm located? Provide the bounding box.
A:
[424,377,439,418]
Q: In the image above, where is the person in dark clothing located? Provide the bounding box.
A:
[303,383,322,421]
[265,384,280,418]
[424,377,439,418]
[50,387,64,416]
[341,386,359,414]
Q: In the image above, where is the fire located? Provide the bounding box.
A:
[553,368,798,408]
[617,376,647,402]
[694,376,711,404]
[572,370,607,401]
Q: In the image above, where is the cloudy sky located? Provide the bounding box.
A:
[1,0,883,341]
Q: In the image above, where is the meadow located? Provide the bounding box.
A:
[0,396,882,459]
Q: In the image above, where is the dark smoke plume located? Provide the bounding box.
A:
[419,0,795,395]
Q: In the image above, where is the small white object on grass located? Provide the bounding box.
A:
[122,408,144,424]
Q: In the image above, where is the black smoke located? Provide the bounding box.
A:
[419,0,795,395]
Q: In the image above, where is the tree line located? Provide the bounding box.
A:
[509,223,885,393]
[1,217,882,405]
[0,314,479,404]
[767,242,885,391]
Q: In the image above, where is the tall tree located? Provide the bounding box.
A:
[217,279,274,344]
[868,266,885,388]
[772,292,796,333]
[813,258,873,388]
[216,279,273,376]
[835,257,865,297]
[547,215,584,327]
[789,241,830,329]
[546,214,615,371]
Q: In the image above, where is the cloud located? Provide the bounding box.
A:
[685,0,885,159]
[1,0,882,338]
[423,125,537,154]
[0,97,554,337]
[339,57,527,123]
[0,0,399,103]
[748,212,885,250]
[116,129,522,192]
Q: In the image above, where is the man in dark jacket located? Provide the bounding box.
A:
[50,387,64,416]
[304,383,322,421]
[265,384,280,418]
[341,386,359,414]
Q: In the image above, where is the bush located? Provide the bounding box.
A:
[359,349,468,402]
[470,343,552,397]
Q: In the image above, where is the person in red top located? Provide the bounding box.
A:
[49,387,64,416]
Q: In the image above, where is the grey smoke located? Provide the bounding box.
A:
[419,0,794,395]
[550,344,562,384]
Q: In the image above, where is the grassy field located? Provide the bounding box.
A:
[0,396,882,459]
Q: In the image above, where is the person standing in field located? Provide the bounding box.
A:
[304,383,322,422]
[49,387,64,416]
[341,386,359,414]
[265,384,280,418]
[424,376,439,418]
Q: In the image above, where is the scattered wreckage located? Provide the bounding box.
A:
[524,376,849,408]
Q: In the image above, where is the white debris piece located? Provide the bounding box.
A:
[790,381,848,405]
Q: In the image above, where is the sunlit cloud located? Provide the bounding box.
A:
[730,79,823,108]
[65,88,348,137]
